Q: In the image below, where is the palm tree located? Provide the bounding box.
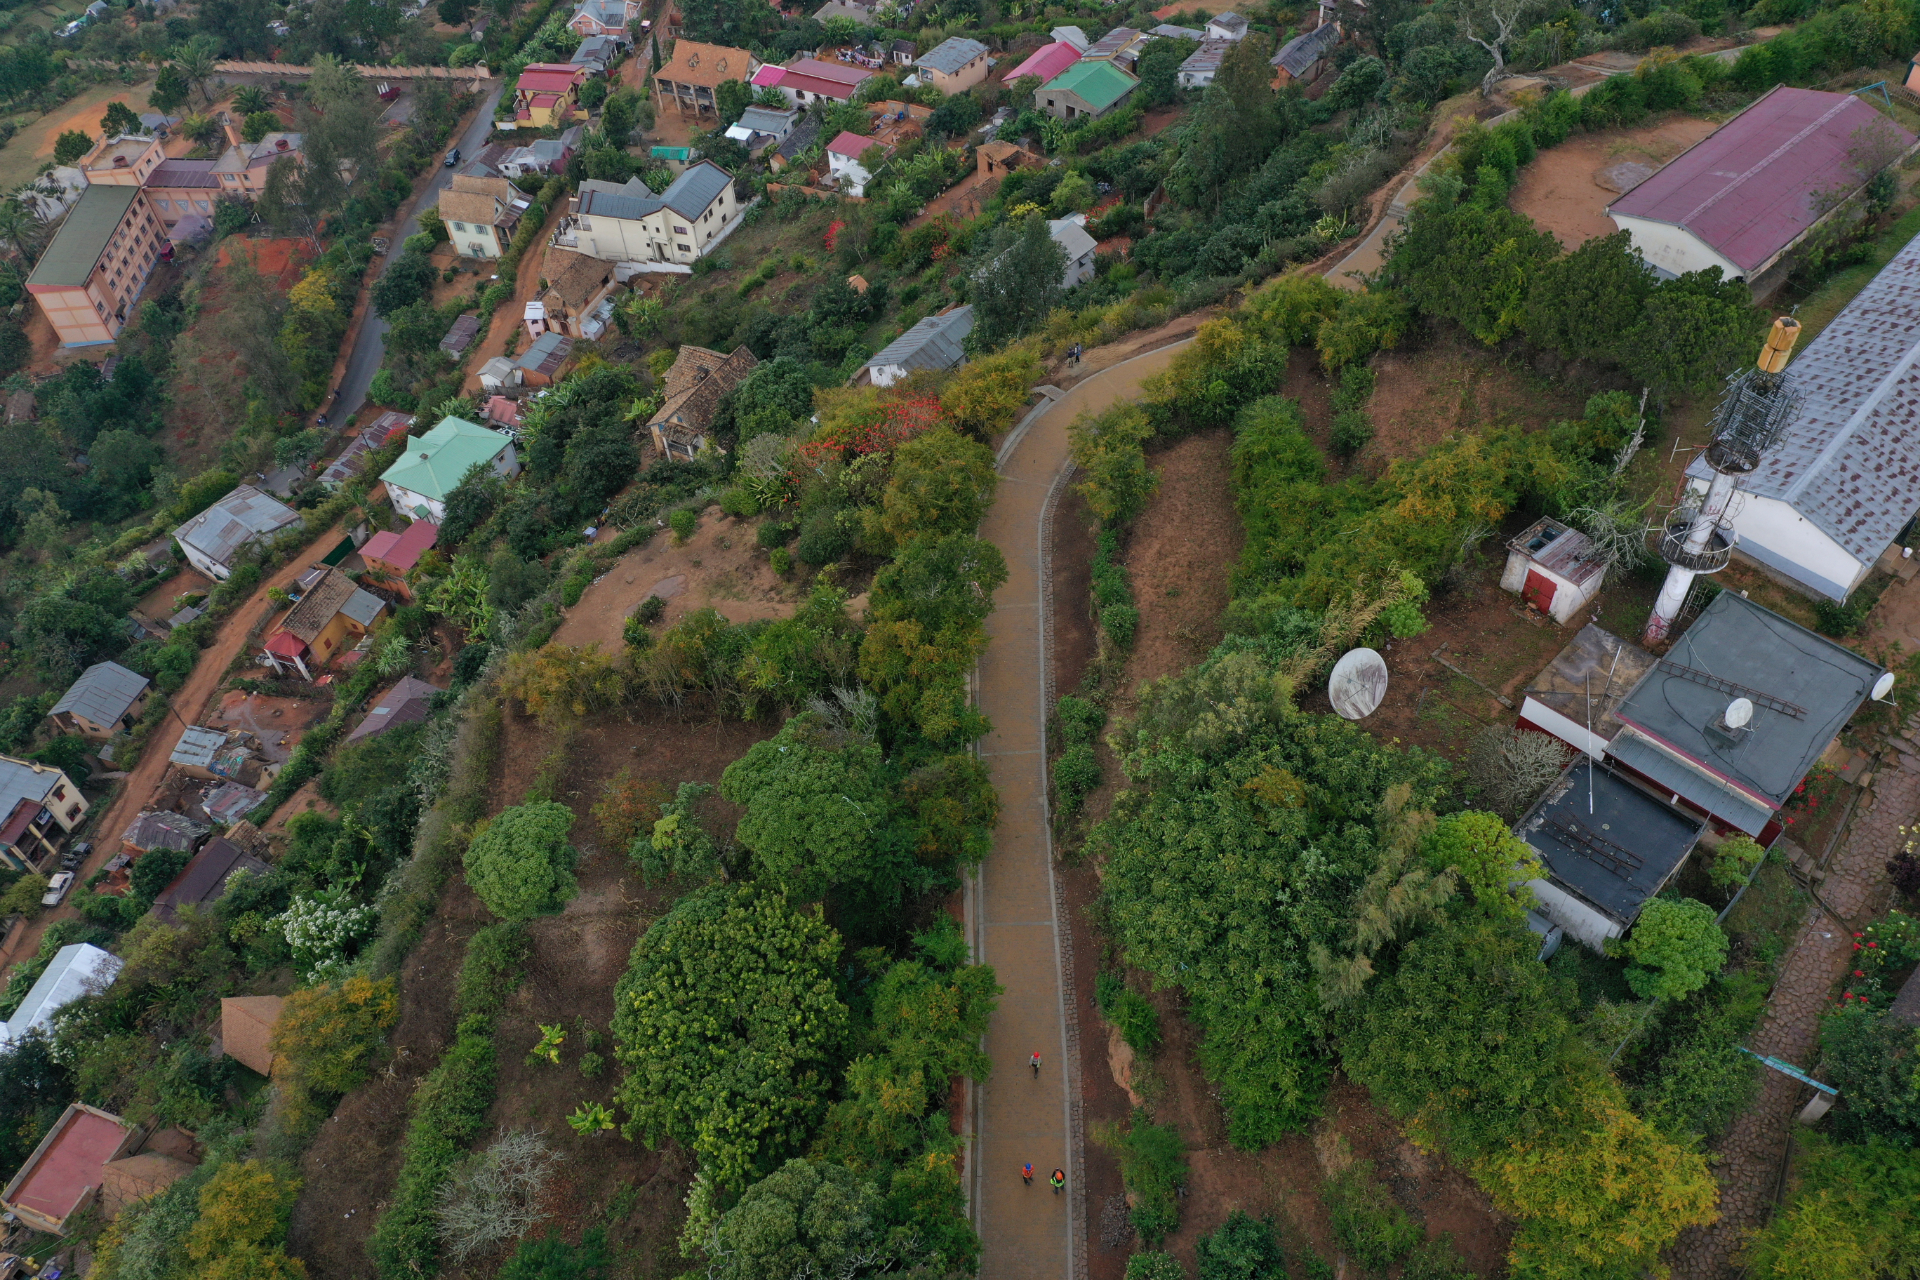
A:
[173,36,221,108]
[0,198,50,269]
[232,84,270,115]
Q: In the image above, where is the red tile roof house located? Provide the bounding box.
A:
[1,1103,144,1234]
[361,518,440,598]
[1607,85,1918,286]
[752,57,873,107]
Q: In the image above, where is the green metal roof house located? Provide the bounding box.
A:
[378,416,521,523]
[1035,59,1139,120]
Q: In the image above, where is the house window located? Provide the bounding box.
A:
[673,225,689,234]
[678,243,691,252]
[52,786,65,801]
[66,805,80,821]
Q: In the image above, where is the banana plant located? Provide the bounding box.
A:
[529,1023,566,1066]
[567,1101,616,1135]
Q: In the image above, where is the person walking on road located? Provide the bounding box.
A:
[1050,1169,1066,1194]
[1030,1051,1042,1077]
[1022,1163,1033,1186]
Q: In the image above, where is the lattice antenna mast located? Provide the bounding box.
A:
[1643,318,1803,646]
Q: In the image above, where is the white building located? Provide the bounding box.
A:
[1206,11,1250,39]
[1049,214,1099,290]
[379,416,520,524]
[1683,229,1920,601]
[172,485,302,581]
[826,132,886,197]
[1499,517,1606,625]
[550,163,744,266]
[866,306,973,387]
[0,944,122,1046]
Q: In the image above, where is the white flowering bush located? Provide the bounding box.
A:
[278,891,378,983]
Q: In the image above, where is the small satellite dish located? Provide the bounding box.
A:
[1873,672,1897,701]
[1725,697,1754,729]
[1328,648,1389,720]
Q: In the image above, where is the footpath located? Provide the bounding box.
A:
[1666,739,1910,1278]
[971,340,1190,1280]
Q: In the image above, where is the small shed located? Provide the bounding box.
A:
[219,995,286,1076]
[516,331,574,386]
[346,675,445,744]
[169,725,253,782]
[199,780,268,826]
[1500,517,1607,625]
[478,355,521,391]
[1270,20,1341,86]
[121,809,210,856]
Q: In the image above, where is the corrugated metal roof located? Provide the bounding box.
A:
[1003,41,1082,84]
[170,725,227,770]
[919,36,987,75]
[439,314,480,355]
[517,330,574,375]
[1041,58,1139,110]
[1689,230,1920,568]
[738,106,795,133]
[341,588,386,627]
[1608,86,1913,274]
[0,945,122,1046]
[1179,37,1232,75]
[1508,516,1604,588]
[869,305,973,373]
[1049,215,1098,261]
[346,675,444,743]
[26,184,138,288]
[146,159,219,188]
[1272,21,1340,76]
[173,485,301,569]
[1607,590,1882,814]
[578,174,662,220]
[51,661,148,729]
[122,809,209,852]
[662,161,732,219]
[380,416,513,502]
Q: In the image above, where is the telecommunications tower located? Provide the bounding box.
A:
[1643,317,1804,647]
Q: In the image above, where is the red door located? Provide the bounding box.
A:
[1524,569,1556,615]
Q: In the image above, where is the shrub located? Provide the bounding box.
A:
[1325,1160,1421,1270]
[756,519,795,550]
[1127,1254,1186,1280]
[1053,743,1101,815]
[669,507,699,544]
[463,802,579,921]
[0,873,48,918]
[1708,834,1766,888]
[1099,1112,1186,1244]
[1070,403,1158,525]
[1196,1210,1285,1279]
[454,922,528,1014]
[1331,364,1376,413]
[622,615,653,649]
[1330,410,1373,458]
[271,975,399,1098]
[719,488,758,518]
[769,547,792,575]
[1102,602,1139,648]
[435,1129,560,1263]
[1095,971,1161,1056]
[636,595,666,624]
[1814,596,1872,637]
[794,508,853,566]
[1054,695,1105,745]
[1619,897,1727,1001]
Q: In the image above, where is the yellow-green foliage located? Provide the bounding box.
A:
[1479,1086,1719,1279]
[939,344,1042,438]
[1068,402,1159,526]
[1423,810,1543,923]
[1741,1134,1920,1279]
[186,1161,308,1280]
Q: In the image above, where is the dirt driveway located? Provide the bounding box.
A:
[0,526,344,975]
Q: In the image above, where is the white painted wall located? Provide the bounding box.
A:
[1526,877,1624,952]
[1610,213,1745,280]
[1686,480,1870,601]
[1520,698,1608,760]
[828,150,875,196]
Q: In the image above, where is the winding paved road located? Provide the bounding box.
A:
[335,84,504,422]
[970,340,1191,1280]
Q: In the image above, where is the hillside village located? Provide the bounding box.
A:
[1,0,1920,1276]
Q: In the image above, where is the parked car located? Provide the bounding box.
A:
[444,147,461,167]
[55,19,85,37]
[42,871,74,907]
[371,235,390,255]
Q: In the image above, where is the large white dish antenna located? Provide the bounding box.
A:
[1874,672,1896,701]
[1329,648,1389,720]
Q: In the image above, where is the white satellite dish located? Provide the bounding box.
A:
[1873,672,1897,701]
[1725,697,1754,729]
[1328,648,1389,720]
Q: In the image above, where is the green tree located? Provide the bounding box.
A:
[1165,34,1283,207]
[1195,1210,1284,1279]
[612,884,848,1189]
[270,974,399,1095]
[875,427,997,546]
[1818,1008,1920,1144]
[1134,36,1196,108]
[1389,199,1559,346]
[498,1231,610,1280]
[53,131,91,165]
[1626,268,1761,399]
[101,101,141,136]
[715,78,752,125]
[1523,231,1653,369]
[718,715,889,899]
[1068,401,1158,525]
[463,801,579,920]
[1619,896,1727,1001]
[149,64,191,114]
[703,1160,936,1280]
[968,214,1066,350]
[1421,810,1541,923]
[371,251,437,317]
[242,111,280,143]
[438,461,505,548]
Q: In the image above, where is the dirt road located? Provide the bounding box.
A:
[0,527,342,974]
[970,339,1192,1280]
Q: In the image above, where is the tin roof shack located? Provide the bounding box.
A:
[150,837,271,924]
[219,995,286,1076]
[0,944,122,1047]
[198,780,268,826]
[168,726,258,784]
[1500,516,1608,625]
[1270,20,1341,86]
[1603,591,1884,838]
[1519,624,1657,760]
[121,809,210,857]
[864,305,973,386]
[1609,86,1915,284]
[48,661,150,740]
[515,331,574,386]
[345,675,445,744]
[0,1103,141,1233]
[1516,763,1706,952]
[172,485,301,581]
